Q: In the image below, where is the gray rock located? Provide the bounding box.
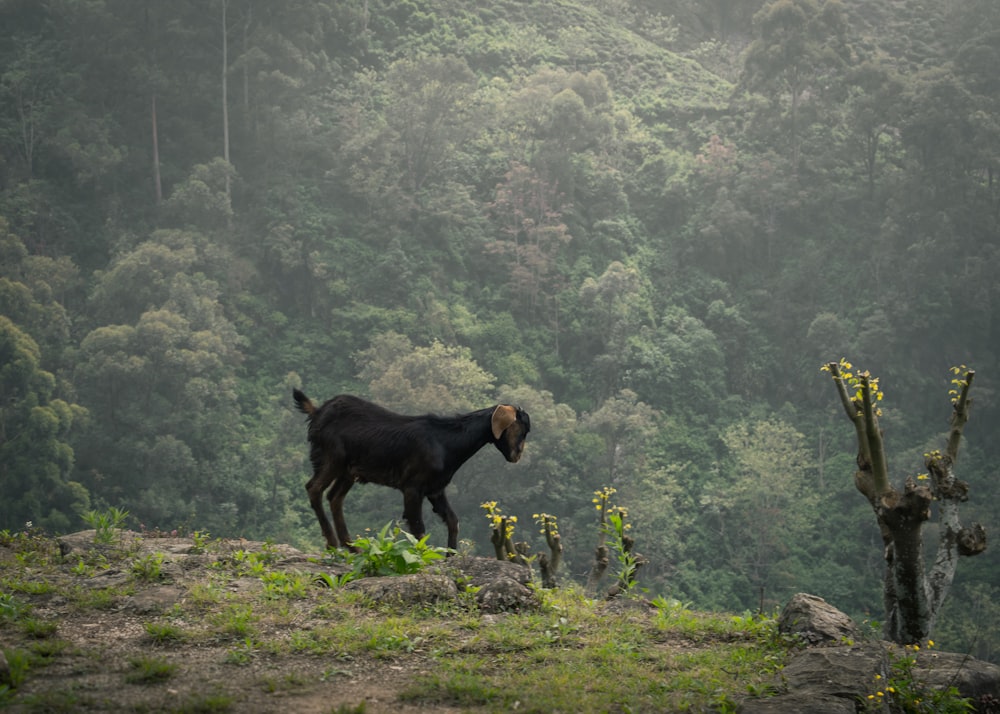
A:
[476,576,540,613]
[437,554,533,588]
[914,649,1000,700]
[739,691,856,714]
[344,574,458,606]
[780,645,881,698]
[739,594,1000,712]
[778,593,858,645]
[123,586,185,615]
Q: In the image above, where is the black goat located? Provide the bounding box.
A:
[292,389,530,551]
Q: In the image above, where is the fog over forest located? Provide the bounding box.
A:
[1,0,998,660]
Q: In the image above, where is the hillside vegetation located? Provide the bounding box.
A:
[1,0,999,663]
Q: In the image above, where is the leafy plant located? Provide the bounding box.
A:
[190,530,212,554]
[0,592,29,622]
[81,507,130,545]
[603,506,640,594]
[224,637,260,665]
[131,552,166,581]
[333,522,450,584]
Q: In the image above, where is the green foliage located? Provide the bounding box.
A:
[81,506,129,545]
[130,552,165,582]
[332,523,450,584]
[0,592,30,623]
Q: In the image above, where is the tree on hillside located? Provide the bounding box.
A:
[716,418,817,609]
[743,0,851,170]
[355,331,495,414]
[0,316,89,532]
[822,359,987,643]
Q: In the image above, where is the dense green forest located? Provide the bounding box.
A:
[1,0,998,660]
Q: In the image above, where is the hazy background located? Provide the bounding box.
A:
[1,0,998,660]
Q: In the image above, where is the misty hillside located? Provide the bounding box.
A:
[1,0,999,664]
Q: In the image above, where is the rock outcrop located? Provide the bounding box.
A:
[739,593,1000,713]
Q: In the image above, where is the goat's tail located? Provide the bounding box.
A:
[292,388,316,417]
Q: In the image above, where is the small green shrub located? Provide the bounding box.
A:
[333,522,450,584]
[0,592,29,622]
[81,506,130,545]
[131,552,166,581]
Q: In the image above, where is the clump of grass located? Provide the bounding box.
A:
[20,617,58,639]
[145,620,187,645]
[224,637,260,666]
[260,570,309,600]
[1,648,31,690]
[211,603,258,640]
[172,692,235,713]
[69,584,126,611]
[125,655,179,683]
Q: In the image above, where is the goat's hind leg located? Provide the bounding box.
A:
[427,492,459,552]
[327,475,357,552]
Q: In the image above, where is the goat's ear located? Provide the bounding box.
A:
[491,405,517,439]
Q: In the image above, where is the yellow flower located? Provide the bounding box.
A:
[874,674,881,680]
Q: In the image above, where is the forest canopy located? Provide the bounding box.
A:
[1,0,998,660]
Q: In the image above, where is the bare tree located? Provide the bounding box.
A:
[823,360,986,643]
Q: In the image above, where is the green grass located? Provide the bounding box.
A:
[392,589,788,713]
[145,620,187,644]
[0,531,798,712]
[125,655,179,683]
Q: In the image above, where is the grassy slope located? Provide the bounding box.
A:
[0,530,789,713]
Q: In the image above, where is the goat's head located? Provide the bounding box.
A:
[490,405,530,463]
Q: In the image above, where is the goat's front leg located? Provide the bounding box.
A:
[427,492,459,552]
[401,489,426,542]
[306,466,338,549]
